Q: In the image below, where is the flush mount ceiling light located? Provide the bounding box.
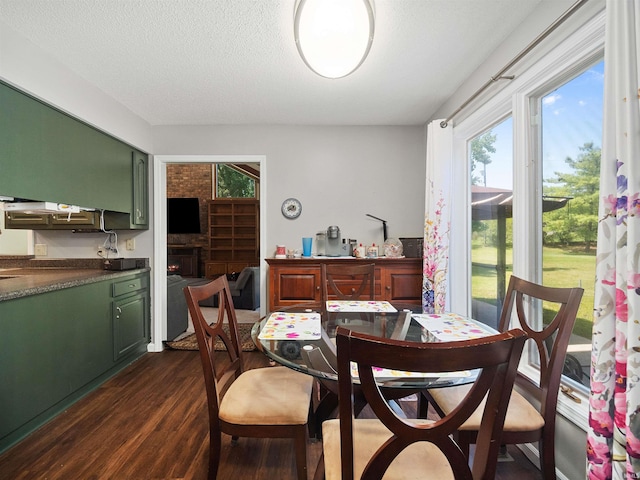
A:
[294,0,375,79]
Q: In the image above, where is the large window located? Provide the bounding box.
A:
[470,117,513,330]
[454,3,604,437]
[537,60,604,389]
[463,54,603,403]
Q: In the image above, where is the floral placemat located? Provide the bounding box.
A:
[257,311,322,340]
[412,312,494,342]
[325,300,397,312]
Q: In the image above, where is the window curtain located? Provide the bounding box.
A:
[587,1,640,478]
[423,120,452,313]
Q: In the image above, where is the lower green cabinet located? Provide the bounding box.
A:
[0,271,150,454]
[112,274,150,361]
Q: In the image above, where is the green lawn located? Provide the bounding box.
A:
[471,244,595,340]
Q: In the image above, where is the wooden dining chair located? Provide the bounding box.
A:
[183,276,314,480]
[425,275,584,480]
[317,326,527,480]
[321,263,375,304]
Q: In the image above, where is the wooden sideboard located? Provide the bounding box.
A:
[266,257,423,312]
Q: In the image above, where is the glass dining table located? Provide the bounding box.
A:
[250,300,498,390]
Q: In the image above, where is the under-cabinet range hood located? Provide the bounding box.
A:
[4,202,84,214]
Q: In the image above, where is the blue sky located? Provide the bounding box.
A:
[479,60,604,190]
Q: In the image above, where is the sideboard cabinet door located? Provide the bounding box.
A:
[381,264,423,304]
[268,265,322,311]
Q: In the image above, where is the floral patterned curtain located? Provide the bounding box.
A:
[423,120,452,313]
[587,1,640,478]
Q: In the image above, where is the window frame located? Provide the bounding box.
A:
[449,10,605,431]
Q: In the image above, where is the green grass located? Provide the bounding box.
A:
[471,244,595,340]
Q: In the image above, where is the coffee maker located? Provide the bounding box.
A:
[326,225,342,257]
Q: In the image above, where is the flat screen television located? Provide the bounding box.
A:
[167,197,201,234]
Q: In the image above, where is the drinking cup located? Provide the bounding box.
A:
[302,237,313,257]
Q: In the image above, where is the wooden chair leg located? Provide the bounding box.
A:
[208,430,222,480]
[294,425,309,480]
[417,391,430,418]
[307,398,318,439]
[539,436,557,480]
[457,431,472,459]
[312,389,338,438]
[313,452,325,480]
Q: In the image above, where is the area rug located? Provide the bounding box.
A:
[164,323,257,352]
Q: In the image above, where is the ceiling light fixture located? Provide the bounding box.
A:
[294,0,375,79]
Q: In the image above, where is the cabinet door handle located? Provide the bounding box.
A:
[386,286,391,290]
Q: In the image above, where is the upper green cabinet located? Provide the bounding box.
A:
[0,81,148,229]
[131,150,148,228]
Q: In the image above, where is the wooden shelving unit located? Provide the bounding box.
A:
[204,199,259,278]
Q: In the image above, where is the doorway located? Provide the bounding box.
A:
[150,155,267,352]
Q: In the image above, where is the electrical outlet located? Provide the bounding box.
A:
[34,244,47,256]
[97,246,107,256]
[126,239,135,251]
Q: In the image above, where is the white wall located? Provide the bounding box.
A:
[0,203,32,255]
[153,125,426,254]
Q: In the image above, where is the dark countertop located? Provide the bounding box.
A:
[0,258,150,302]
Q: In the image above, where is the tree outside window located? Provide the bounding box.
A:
[215,164,256,199]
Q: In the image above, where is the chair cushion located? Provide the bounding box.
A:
[219,366,313,426]
[428,384,545,432]
[322,418,455,480]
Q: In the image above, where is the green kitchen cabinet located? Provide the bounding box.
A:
[131,150,149,228]
[112,274,150,360]
[0,271,150,454]
[0,81,148,229]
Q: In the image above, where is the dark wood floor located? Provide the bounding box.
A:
[0,349,543,479]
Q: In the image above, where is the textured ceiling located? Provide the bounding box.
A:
[1,0,560,126]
